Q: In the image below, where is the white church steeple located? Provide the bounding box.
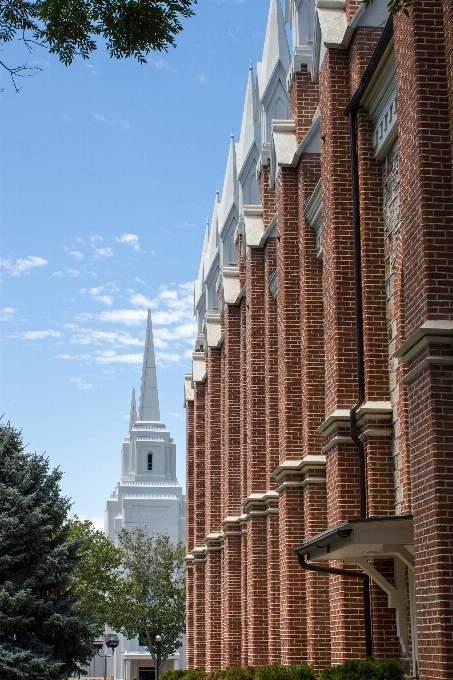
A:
[128,388,137,432]
[138,309,160,423]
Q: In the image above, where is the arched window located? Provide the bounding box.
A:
[147,452,153,471]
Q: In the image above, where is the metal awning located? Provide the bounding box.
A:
[294,516,415,658]
[295,516,414,568]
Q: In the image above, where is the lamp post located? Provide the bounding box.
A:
[155,635,162,680]
[93,634,119,680]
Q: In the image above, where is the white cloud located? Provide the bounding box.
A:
[1,255,48,276]
[70,377,92,390]
[130,293,154,308]
[94,247,113,258]
[57,353,92,360]
[99,309,148,325]
[53,271,64,277]
[198,72,208,84]
[67,269,81,277]
[69,250,84,260]
[151,56,169,69]
[93,114,108,124]
[96,295,114,305]
[86,64,97,75]
[19,330,62,340]
[67,326,143,347]
[95,351,143,364]
[91,235,103,242]
[0,307,15,321]
[115,233,140,251]
[156,351,184,365]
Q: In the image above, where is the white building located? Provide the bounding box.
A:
[88,310,186,680]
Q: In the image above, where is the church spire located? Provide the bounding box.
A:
[138,310,161,422]
[128,387,137,432]
[258,0,291,96]
[219,133,238,228]
[236,63,260,173]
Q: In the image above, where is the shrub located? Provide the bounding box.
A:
[161,670,207,680]
[161,671,188,680]
[255,664,317,680]
[318,658,405,680]
[183,670,208,680]
[208,667,256,680]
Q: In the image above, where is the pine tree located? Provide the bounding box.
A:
[0,422,96,679]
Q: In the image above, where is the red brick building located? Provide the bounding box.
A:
[183,0,453,678]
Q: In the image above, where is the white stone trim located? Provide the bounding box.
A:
[305,179,322,258]
[192,352,206,383]
[205,312,222,348]
[222,266,241,305]
[183,373,194,407]
[243,205,265,247]
[362,40,398,160]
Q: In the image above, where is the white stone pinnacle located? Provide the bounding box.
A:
[128,387,137,433]
[258,0,291,96]
[138,309,161,422]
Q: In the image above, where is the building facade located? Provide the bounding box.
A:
[99,310,186,680]
[184,0,453,678]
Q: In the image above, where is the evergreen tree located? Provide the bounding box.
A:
[0,422,96,679]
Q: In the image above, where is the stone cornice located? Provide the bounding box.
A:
[273,455,327,481]
[356,401,392,427]
[394,321,453,363]
[316,409,351,437]
[242,490,279,509]
[394,321,453,383]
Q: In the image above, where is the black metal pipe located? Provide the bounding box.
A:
[297,552,367,579]
[297,552,372,657]
[349,108,367,521]
[347,107,373,658]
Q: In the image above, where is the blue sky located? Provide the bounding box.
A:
[0,0,274,528]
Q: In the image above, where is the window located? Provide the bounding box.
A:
[147,452,153,471]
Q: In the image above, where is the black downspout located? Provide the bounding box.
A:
[348,108,372,658]
[349,109,367,521]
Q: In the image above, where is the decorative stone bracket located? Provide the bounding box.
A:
[192,352,207,384]
[222,265,242,305]
[243,205,265,248]
[183,372,194,407]
[205,311,222,348]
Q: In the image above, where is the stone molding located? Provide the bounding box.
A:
[272,120,299,167]
[273,454,327,481]
[361,41,397,160]
[243,205,265,247]
[183,373,194,407]
[305,178,323,259]
[222,265,241,305]
[316,409,351,437]
[316,0,352,49]
[192,352,207,383]
[394,321,453,383]
[205,312,223,348]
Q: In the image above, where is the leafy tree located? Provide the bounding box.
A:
[0,422,96,679]
[362,0,412,17]
[0,0,196,89]
[113,528,186,676]
[68,517,133,637]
